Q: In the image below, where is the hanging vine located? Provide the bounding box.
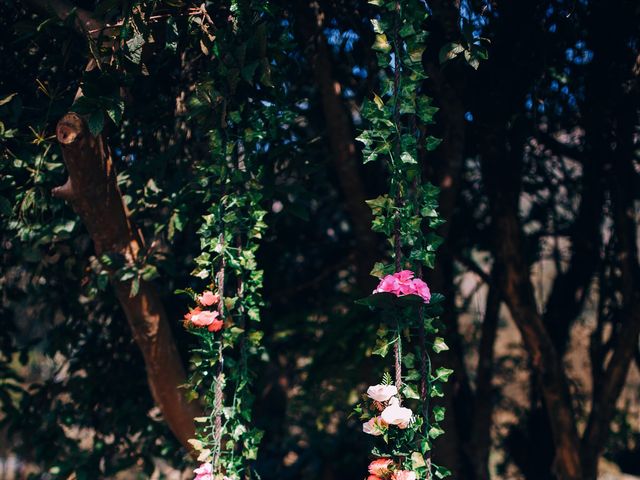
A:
[354,1,451,479]
[178,3,293,479]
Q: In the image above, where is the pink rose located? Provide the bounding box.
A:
[392,471,416,480]
[198,291,219,307]
[362,416,387,436]
[193,463,213,480]
[381,397,413,429]
[366,384,398,402]
[368,476,382,480]
[368,458,394,476]
[191,310,219,327]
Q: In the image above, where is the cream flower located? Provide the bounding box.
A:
[362,416,387,436]
[392,471,417,480]
[380,397,413,429]
[366,384,398,402]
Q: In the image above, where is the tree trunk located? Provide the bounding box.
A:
[481,120,583,480]
[53,112,199,450]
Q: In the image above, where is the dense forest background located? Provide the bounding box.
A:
[1,0,639,479]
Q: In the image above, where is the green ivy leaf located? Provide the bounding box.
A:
[432,337,449,353]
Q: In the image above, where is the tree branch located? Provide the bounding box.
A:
[54,112,200,450]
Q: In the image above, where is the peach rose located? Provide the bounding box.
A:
[368,458,393,476]
[198,291,219,307]
[191,310,219,327]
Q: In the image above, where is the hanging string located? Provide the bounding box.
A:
[391,0,403,395]
[212,233,226,468]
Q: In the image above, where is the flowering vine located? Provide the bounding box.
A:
[355,1,451,479]
[178,3,292,479]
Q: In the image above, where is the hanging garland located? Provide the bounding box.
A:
[355,1,451,480]
[178,3,292,479]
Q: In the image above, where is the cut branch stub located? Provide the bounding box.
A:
[53,111,200,450]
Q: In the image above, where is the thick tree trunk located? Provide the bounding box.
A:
[53,112,199,449]
[481,121,583,480]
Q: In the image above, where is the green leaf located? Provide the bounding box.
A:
[411,451,426,469]
[433,405,446,422]
[399,23,416,38]
[432,337,449,353]
[439,42,464,63]
[106,98,125,125]
[373,93,385,110]
[433,367,454,382]
[402,383,420,400]
[126,33,145,64]
[372,34,391,53]
[425,136,442,151]
[400,151,416,164]
[130,276,140,297]
[370,19,384,34]
[87,110,104,136]
[0,196,12,215]
[428,424,445,439]
[434,464,452,479]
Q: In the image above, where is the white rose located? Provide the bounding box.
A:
[366,384,398,402]
[362,416,387,436]
[381,397,413,429]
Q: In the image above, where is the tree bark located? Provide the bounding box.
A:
[469,267,502,480]
[53,112,199,450]
[481,120,583,480]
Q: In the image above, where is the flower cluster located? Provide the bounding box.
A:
[359,382,419,479]
[373,270,431,303]
[183,290,224,332]
[362,384,413,436]
[367,458,417,480]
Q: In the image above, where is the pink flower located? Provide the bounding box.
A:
[392,471,416,480]
[368,476,382,480]
[368,458,394,476]
[191,310,219,328]
[198,291,219,307]
[374,275,400,294]
[394,270,414,282]
[373,270,431,303]
[184,307,202,324]
[193,463,213,480]
[411,278,431,303]
[362,416,388,436]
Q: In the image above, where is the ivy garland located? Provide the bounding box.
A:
[178,3,293,479]
[354,1,451,480]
